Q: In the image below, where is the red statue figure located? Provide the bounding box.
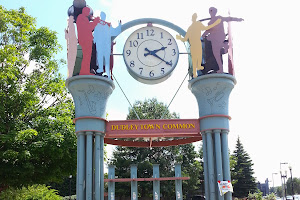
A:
[76,7,100,75]
[202,7,243,73]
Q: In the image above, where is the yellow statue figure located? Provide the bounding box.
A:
[177,13,221,78]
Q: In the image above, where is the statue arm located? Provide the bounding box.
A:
[202,30,209,38]
[222,16,244,22]
[90,17,100,30]
[203,18,221,30]
[176,27,190,42]
[65,29,69,40]
[110,22,122,37]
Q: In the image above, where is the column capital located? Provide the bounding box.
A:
[221,129,229,134]
[76,131,85,136]
[86,131,93,135]
[66,75,114,133]
[213,129,222,134]
[204,130,213,134]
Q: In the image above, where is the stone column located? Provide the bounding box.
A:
[131,164,138,200]
[153,164,160,200]
[175,164,183,200]
[108,165,115,200]
[189,74,236,200]
[66,75,115,200]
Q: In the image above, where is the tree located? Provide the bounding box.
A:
[0,6,77,188]
[287,177,300,195]
[109,98,203,199]
[230,136,257,198]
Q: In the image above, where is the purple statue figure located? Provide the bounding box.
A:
[202,7,243,73]
[76,7,100,75]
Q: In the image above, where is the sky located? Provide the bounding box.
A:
[2,0,300,188]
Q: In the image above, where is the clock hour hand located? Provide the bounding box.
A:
[144,47,167,57]
[152,46,167,54]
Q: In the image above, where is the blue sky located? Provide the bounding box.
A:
[2,0,300,187]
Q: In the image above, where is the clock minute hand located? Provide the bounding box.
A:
[151,52,172,66]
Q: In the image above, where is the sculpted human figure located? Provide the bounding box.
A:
[76,7,100,75]
[202,7,243,73]
[93,11,121,80]
[65,15,77,78]
[177,13,221,78]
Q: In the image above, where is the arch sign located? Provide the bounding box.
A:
[105,118,201,147]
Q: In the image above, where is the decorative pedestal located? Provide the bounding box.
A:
[66,75,115,200]
[189,74,236,200]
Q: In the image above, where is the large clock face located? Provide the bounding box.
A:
[123,26,179,84]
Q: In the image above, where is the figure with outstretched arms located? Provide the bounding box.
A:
[93,11,121,80]
[202,7,243,73]
[177,13,221,78]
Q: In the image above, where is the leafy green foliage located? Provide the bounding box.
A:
[0,184,62,200]
[230,137,257,198]
[265,192,277,200]
[110,98,203,199]
[0,6,76,187]
[287,177,300,195]
[247,191,262,200]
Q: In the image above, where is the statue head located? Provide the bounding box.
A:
[209,7,217,17]
[192,13,197,22]
[82,7,90,17]
[100,11,106,21]
[68,15,75,24]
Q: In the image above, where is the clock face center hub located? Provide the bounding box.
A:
[137,39,165,67]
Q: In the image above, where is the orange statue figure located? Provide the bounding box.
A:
[177,13,221,78]
[76,7,100,75]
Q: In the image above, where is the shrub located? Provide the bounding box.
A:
[248,191,263,200]
[0,184,62,200]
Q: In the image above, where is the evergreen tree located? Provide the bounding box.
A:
[109,98,203,199]
[230,136,257,198]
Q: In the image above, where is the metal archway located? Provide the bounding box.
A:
[114,18,186,39]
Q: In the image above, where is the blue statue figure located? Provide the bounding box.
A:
[93,11,121,80]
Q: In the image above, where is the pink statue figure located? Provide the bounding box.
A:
[65,15,77,78]
[202,7,243,73]
[76,7,100,75]
[176,13,221,78]
[93,11,121,80]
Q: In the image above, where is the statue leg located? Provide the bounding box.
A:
[79,40,94,75]
[96,48,104,74]
[192,56,198,78]
[104,53,111,79]
[211,41,224,73]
